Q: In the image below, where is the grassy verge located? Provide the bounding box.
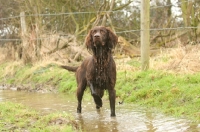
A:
[0,102,80,131]
[0,60,199,123]
[0,61,77,93]
[116,69,200,122]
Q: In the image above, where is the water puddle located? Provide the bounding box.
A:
[0,89,199,132]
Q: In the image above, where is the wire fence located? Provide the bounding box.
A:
[0,1,199,43]
[0,27,197,41]
[0,0,197,20]
[0,4,194,19]
[0,0,199,63]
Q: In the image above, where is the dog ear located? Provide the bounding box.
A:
[85,29,93,49]
[107,27,118,49]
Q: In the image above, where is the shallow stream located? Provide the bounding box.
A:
[0,89,199,132]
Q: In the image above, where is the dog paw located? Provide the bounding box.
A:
[92,94,102,107]
[96,106,100,109]
[110,113,116,117]
[77,108,81,113]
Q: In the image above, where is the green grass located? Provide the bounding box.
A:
[0,61,199,122]
[0,62,77,92]
[116,69,200,122]
[0,102,80,131]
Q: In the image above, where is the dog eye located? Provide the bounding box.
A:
[100,30,106,34]
[92,30,97,35]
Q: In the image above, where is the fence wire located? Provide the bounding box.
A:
[0,26,198,42]
[0,0,197,21]
[0,0,199,43]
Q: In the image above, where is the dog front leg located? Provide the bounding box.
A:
[88,81,102,108]
[108,89,116,117]
[88,81,95,95]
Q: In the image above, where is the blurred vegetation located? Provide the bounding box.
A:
[1,0,200,64]
[1,0,200,41]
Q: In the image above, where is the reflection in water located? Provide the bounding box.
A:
[145,111,157,132]
[76,114,118,132]
[76,110,119,132]
[0,89,199,132]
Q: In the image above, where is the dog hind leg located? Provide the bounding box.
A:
[76,83,86,113]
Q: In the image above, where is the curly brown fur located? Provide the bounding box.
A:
[61,26,118,117]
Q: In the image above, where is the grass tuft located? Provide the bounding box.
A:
[0,102,80,131]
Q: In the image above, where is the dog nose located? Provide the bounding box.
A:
[94,32,100,38]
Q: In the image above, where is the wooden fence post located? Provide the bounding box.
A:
[141,0,150,70]
[20,12,27,36]
[20,12,31,63]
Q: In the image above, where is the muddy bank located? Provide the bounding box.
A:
[0,83,58,93]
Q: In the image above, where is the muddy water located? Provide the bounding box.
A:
[0,89,199,132]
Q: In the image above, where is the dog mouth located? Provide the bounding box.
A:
[93,39,105,46]
[93,36,105,45]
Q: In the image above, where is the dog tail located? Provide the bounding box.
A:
[60,65,78,72]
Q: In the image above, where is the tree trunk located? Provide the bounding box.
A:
[180,0,194,41]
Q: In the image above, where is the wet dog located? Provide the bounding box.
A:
[61,26,118,116]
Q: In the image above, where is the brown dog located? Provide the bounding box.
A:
[61,26,118,116]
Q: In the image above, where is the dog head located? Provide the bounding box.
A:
[85,26,118,52]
